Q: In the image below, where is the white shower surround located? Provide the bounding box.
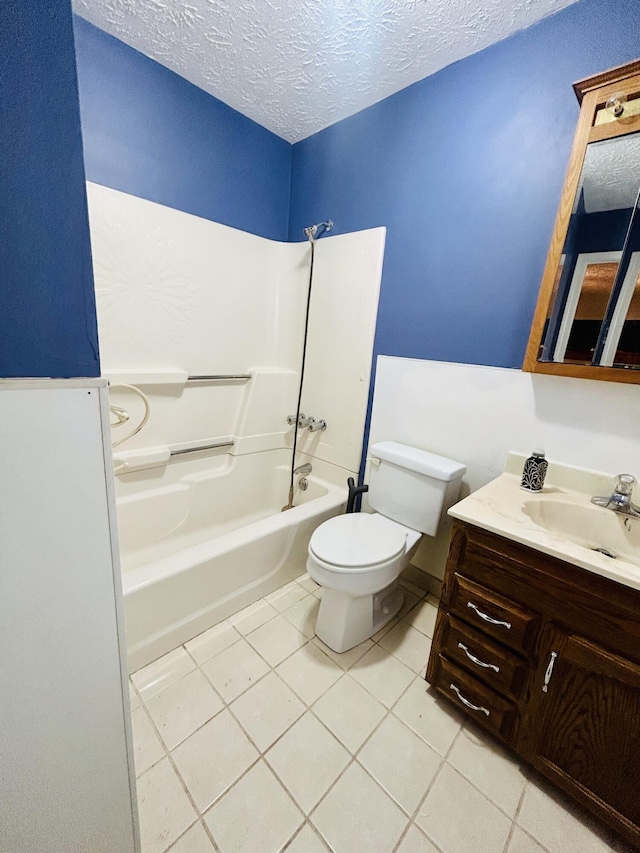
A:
[73,0,581,142]
[87,183,384,667]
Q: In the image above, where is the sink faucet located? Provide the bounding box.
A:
[591,474,640,518]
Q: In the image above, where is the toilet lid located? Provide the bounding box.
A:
[309,513,407,569]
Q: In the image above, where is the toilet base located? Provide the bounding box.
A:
[314,582,404,653]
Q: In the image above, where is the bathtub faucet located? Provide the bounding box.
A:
[307,418,327,432]
[294,462,312,475]
[286,413,314,428]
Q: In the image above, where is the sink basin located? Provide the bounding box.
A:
[522,498,640,568]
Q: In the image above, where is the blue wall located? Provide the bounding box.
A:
[3,0,638,379]
[0,1,99,377]
[289,0,640,370]
[73,16,292,242]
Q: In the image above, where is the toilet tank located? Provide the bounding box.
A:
[368,441,466,536]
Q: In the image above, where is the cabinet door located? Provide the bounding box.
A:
[530,629,640,834]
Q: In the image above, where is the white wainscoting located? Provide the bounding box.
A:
[0,379,138,852]
[368,356,640,582]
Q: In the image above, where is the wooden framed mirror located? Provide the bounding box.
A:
[524,58,640,384]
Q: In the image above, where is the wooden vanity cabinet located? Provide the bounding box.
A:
[426,521,640,849]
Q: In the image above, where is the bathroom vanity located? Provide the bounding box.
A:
[426,464,640,849]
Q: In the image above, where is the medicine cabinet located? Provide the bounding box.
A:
[524,59,640,384]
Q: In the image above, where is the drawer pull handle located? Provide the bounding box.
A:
[449,683,490,716]
[542,651,558,693]
[467,601,512,630]
[457,642,500,673]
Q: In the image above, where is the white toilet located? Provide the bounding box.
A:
[307,441,466,652]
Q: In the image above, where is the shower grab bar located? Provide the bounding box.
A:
[187,374,252,381]
[169,440,234,456]
[104,370,251,386]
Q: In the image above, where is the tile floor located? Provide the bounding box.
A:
[129,573,634,853]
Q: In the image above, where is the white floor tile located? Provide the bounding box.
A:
[205,760,303,853]
[136,758,197,853]
[168,822,216,853]
[311,636,373,669]
[230,671,305,751]
[403,600,439,638]
[129,582,635,853]
[131,706,165,777]
[297,574,320,594]
[393,678,463,755]
[283,823,330,852]
[132,647,196,702]
[448,723,526,818]
[358,715,442,813]
[276,640,342,705]
[245,614,307,666]
[398,589,422,619]
[228,599,278,635]
[282,594,320,638]
[401,566,432,595]
[311,762,408,853]
[400,578,429,599]
[415,764,512,853]
[378,621,432,673]
[265,712,351,813]
[371,616,400,642]
[200,638,269,702]
[145,669,224,750]
[312,674,386,753]
[171,709,259,812]
[395,824,441,853]
[517,777,620,853]
[349,644,414,708]
[185,621,241,665]
[266,581,309,612]
[507,827,548,853]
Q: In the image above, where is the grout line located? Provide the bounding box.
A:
[130,584,467,853]
[131,580,609,853]
[164,816,221,853]
[390,714,466,852]
[135,694,215,852]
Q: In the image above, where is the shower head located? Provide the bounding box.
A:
[303,220,334,243]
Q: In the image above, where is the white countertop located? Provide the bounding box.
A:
[448,469,640,593]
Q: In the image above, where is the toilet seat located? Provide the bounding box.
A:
[309,513,408,570]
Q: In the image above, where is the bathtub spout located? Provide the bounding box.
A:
[294,462,312,475]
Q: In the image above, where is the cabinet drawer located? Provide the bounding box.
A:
[450,574,538,656]
[440,615,529,700]
[431,654,516,740]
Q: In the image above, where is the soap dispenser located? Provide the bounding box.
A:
[521,448,548,491]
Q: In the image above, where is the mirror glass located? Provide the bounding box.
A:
[539,131,640,367]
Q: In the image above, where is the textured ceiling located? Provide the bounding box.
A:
[581,134,640,213]
[73,0,581,143]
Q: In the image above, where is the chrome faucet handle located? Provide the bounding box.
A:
[592,473,640,517]
[614,473,636,495]
[287,413,313,428]
[307,418,327,432]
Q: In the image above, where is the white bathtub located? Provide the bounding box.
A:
[115,450,347,670]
